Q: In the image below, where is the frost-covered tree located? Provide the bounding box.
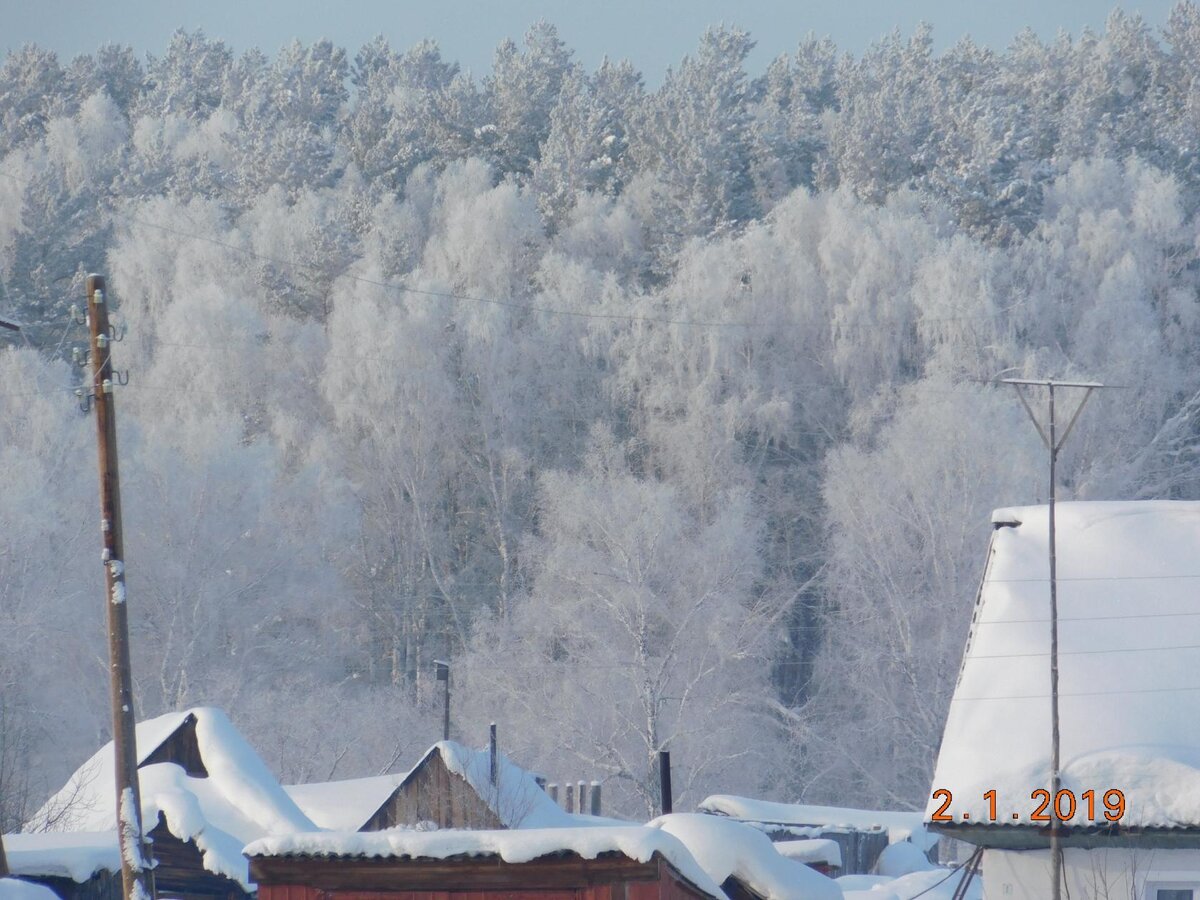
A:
[809,383,1042,806]
[629,27,759,248]
[0,46,70,155]
[824,26,937,202]
[344,39,473,188]
[137,30,234,120]
[459,431,787,817]
[532,59,642,228]
[484,22,576,177]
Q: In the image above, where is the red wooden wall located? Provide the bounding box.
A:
[257,859,712,900]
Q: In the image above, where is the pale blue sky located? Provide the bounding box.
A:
[0,0,1183,80]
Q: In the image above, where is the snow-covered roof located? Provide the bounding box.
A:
[284,740,574,832]
[27,707,316,888]
[284,774,406,831]
[699,797,932,849]
[245,826,728,900]
[930,501,1200,833]
[648,814,842,900]
[774,839,842,869]
[2,832,120,883]
[0,879,60,900]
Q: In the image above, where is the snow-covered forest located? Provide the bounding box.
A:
[4,7,1200,828]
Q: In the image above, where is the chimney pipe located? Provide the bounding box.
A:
[658,751,672,815]
[489,722,498,785]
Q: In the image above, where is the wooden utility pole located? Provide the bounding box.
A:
[86,274,154,900]
[0,314,15,880]
[1004,377,1105,900]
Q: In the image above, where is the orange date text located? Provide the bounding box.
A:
[929,788,1126,823]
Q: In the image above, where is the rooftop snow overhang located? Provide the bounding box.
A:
[930,821,1200,851]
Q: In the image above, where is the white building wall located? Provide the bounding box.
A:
[985,847,1200,900]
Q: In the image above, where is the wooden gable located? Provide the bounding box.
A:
[361,749,502,832]
[139,712,208,778]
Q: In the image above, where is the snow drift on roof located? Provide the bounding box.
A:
[930,500,1200,831]
[2,832,120,883]
[26,707,316,888]
[648,814,842,900]
[244,826,727,900]
[284,774,406,831]
[699,796,932,849]
[774,839,842,869]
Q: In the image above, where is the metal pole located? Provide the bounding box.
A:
[87,274,154,900]
[1047,384,1062,900]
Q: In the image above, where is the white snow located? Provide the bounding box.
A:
[699,797,933,850]
[284,774,406,831]
[244,826,728,900]
[929,501,1200,830]
[2,832,120,882]
[0,879,60,900]
[872,843,933,878]
[118,787,148,870]
[648,814,842,900]
[26,707,316,888]
[858,868,981,900]
[835,876,892,892]
[774,839,842,868]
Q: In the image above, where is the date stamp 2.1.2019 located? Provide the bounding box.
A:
[929,788,1126,823]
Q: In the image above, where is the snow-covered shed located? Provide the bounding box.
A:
[928,501,1200,900]
[698,796,933,876]
[285,740,574,832]
[647,814,841,900]
[245,827,728,900]
[24,707,316,900]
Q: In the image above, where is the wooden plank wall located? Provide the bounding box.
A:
[148,820,249,900]
[255,857,716,900]
[368,755,503,831]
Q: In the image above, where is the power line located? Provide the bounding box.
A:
[0,165,1023,335]
[117,211,1024,332]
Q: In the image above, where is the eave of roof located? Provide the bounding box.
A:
[931,821,1200,850]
